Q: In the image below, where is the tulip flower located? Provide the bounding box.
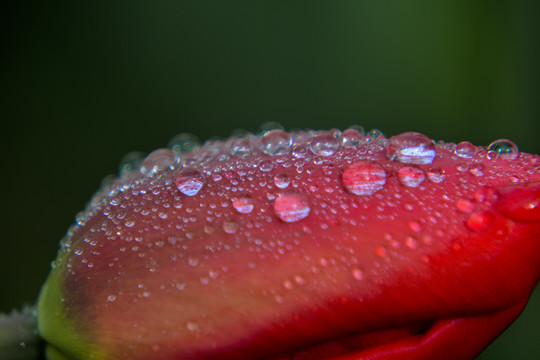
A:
[5,127,540,359]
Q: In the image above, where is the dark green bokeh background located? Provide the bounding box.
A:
[2,1,539,358]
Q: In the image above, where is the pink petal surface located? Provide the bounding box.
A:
[37,129,540,360]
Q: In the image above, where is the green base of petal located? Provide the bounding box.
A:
[37,258,105,360]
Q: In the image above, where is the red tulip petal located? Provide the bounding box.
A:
[37,130,540,360]
[266,300,526,360]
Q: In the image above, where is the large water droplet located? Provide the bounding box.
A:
[261,129,292,155]
[309,132,340,156]
[232,195,255,214]
[274,192,310,222]
[487,139,519,160]
[455,141,476,159]
[397,166,425,187]
[140,149,177,176]
[175,169,205,196]
[341,128,364,148]
[274,173,291,189]
[387,132,436,165]
[342,162,387,196]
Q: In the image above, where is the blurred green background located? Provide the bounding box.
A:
[1,1,539,358]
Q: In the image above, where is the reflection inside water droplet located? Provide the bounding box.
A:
[351,268,364,280]
[232,195,255,214]
[397,166,425,187]
[176,169,205,196]
[342,162,387,196]
[222,221,239,234]
[140,149,177,176]
[487,139,519,160]
[309,132,340,156]
[186,321,199,332]
[455,141,476,159]
[274,173,291,189]
[387,132,435,165]
[261,130,292,155]
[426,168,445,183]
[274,192,310,222]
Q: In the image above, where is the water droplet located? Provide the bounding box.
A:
[367,129,384,140]
[455,141,476,159]
[261,129,292,155]
[232,195,255,214]
[292,145,310,158]
[222,220,239,234]
[375,246,387,257]
[387,132,436,165]
[309,132,340,156]
[466,212,493,231]
[188,257,199,266]
[487,139,519,160]
[283,279,294,290]
[124,219,135,228]
[168,133,200,154]
[408,221,422,232]
[107,294,117,302]
[342,162,387,196]
[351,268,364,280]
[456,199,474,213]
[175,169,205,196]
[274,173,291,189]
[469,164,484,177]
[341,128,363,148]
[274,192,310,222]
[294,275,305,285]
[397,166,425,187]
[140,149,177,176]
[259,159,274,172]
[186,321,199,332]
[427,168,445,183]
[405,236,418,249]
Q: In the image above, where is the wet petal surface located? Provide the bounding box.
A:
[37,128,540,360]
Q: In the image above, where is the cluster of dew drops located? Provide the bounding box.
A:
[58,122,540,258]
[56,123,540,263]
[50,123,540,339]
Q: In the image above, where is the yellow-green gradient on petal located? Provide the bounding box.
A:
[38,255,107,360]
